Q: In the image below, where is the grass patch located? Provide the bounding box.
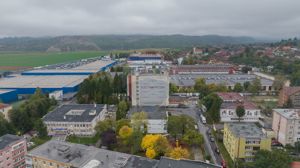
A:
[28,136,51,151]
[0,51,108,68]
[66,135,99,145]
[212,130,234,168]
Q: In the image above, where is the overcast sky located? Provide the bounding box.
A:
[0,0,299,39]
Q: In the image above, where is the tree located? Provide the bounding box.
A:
[253,150,291,168]
[0,114,15,136]
[236,105,245,122]
[272,75,286,91]
[233,83,243,92]
[116,101,128,120]
[141,134,170,158]
[146,148,156,159]
[182,130,204,146]
[116,119,131,133]
[243,81,251,91]
[295,141,300,154]
[249,78,261,94]
[94,119,115,135]
[167,115,197,139]
[131,112,148,132]
[128,130,143,154]
[101,129,117,149]
[119,125,133,139]
[169,83,178,94]
[202,93,222,123]
[194,78,208,98]
[168,147,190,160]
[34,119,48,138]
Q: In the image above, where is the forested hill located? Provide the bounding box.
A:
[0,34,257,52]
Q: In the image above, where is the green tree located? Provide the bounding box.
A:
[202,93,222,123]
[131,112,148,132]
[243,81,251,91]
[236,105,245,122]
[253,150,291,168]
[249,78,261,94]
[167,115,197,138]
[182,130,204,146]
[233,83,243,92]
[169,83,178,94]
[34,119,48,138]
[194,78,208,98]
[272,75,286,91]
[116,101,128,120]
[94,119,115,135]
[0,114,15,136]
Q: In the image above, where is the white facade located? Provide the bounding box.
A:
[220,107,261,122]
[49,90,63,101]
[128,74,169,106]
[44,106,107,137]
[147,119,167,134]
[272,109,300,146]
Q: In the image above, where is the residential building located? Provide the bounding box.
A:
[0,103,12,121]
[272,109,300,146]
[26,140,221,168]
[0,134,27,168]
[127,73,169,106]
[278,87,300,107]
[129,106,168,134]
[43,104,108,137]
[217,92,261,122]
[193,47,203,55]
[223,123,271,162]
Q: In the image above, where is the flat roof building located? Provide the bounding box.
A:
[0,75,87,94]
[0,89,18,103]
[224,123,271,162]
[22,60,117,76]
[0,134,27,168]
[170,64,235,75]
[26,140,221,168]
[272,109,300,146]
[43,104,108,136]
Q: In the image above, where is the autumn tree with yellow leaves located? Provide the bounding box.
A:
[167,146,190,160]
[141,134,170,159]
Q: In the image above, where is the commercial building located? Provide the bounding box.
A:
[129,106,168,134]
[169,64,236,75]
[0,134,27,168]
[223,123,271,162]
[127,53,162,65]
[26,140,221,168]
[22,60,117,76]
[127,73,169,106]
[43,104,108,136]
[272,109,300,146]
[278,86,300,107]
[0,89,18,103]
[0,75,86,95]
[217,93,261,122]
[0,103,12,121]
[170,74,274,91]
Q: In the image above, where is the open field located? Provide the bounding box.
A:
[0,51,108,71]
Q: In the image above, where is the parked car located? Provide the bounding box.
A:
[210,137,215,142]
[215,148,220,154]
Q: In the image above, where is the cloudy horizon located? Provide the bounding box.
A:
[0,0,299,39]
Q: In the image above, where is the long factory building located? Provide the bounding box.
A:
[0,60,117,102]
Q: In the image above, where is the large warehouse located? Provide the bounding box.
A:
[21,60,117,76]
[0,89,18,103]
[0,75,87,94]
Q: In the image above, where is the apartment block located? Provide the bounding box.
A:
[223,123,271,162]
[272,109,300,146]
[127,73,169,106]
[0,134,27,168]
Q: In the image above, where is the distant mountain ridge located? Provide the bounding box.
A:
[0,34,258,52]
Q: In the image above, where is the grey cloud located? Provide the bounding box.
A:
[0,0,299,38]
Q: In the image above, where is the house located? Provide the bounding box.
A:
[223,123,271,162]
[0,134,27,168]
[217,92,261,122]
[278,87,300,107]
[272,109,300,146]
[43,104,108,137]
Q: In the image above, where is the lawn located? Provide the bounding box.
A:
[0,51,108,69]
[66,135,99,145]
[28,136,51,151]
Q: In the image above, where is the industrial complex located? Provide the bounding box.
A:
[0,58,118,102]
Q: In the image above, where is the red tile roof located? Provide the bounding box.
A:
[0,103,10,109]
[291,162,300,168]
[281,86,300,97]
[217,92,244,102]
